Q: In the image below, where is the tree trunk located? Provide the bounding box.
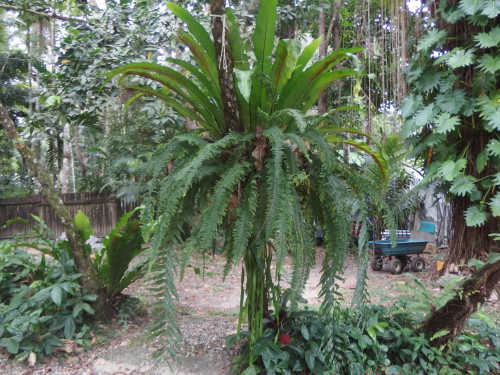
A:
[0,101,114,320]
[279,0,295,39]
[421,259,500,347]
[317,4,327,115]
[58,123,72,193]
[210,0,241,133]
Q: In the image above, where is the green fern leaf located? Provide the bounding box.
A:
[486,139,500,157]
[434,112,461,133]
[197,162,251,252]
[459,0,483,15]
[490,192,500,216]
[465,205,489,227]
[263,127,286,240]
[449,175,477,196]
[474,27,500,48]
[417,29,448,51]
[478,54,500,74]
[446,48,476,69]
[227,177,258,271]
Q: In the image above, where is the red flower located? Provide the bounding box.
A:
[279,333,291,346]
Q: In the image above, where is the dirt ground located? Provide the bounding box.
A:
[1,246,498,375]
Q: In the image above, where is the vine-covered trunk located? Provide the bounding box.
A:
[0,101,114,321]
[446,197,500,267]
[421,258,500,346]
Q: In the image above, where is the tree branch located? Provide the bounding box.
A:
[0,4,86,23]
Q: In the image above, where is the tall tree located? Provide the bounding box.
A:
[403,0,500,266]
[0,100,115,319]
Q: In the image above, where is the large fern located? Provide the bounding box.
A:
[107,0,394,366]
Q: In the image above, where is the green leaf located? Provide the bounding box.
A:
[430,329,450,341]
[225,8,250,70]
[436,90,466,114]
[417,29,448,51]
[481,0,500,17]
[51,285,63,306]
[486,139,500,157]
[252,0,278,75]
[305,349,315,370]
[438,159,467,181]
[401,94,422,118]
[475,149,489,173]
[449,175,477,196]
[166,3,215,62]
[0,338,19,354]
[419,70,442,92]
[490,192,500,217]
[446,48,476,69]
[270,40,301,99]
[434,113,460,133]
[459,0,483,15]
[478,54,500,74]
[301,325,310,340]
[487,251,500,263]
[296,37,321,70]
[241,365,260,375]
[477,94,500,130]
[74,210,92,242]
[493,172,500,185]
[64,316,76,339]
[415,104,435,126]
[234,69,253,102]
[474,27,500,48]
[464,205,489,227]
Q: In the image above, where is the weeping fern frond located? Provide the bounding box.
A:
[263,127,286,240]
[146,245,181,362]
[224,177,259,276]
[197,161,251,252]
[288,183,314,304]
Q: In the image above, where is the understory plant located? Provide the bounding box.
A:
[0,208,146,362]
[0,241,96,362]
[232,301,500,375]
[106,0,394,365]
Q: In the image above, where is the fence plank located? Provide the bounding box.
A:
[0,192,135,239]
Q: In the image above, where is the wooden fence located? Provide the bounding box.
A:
[0,192,136,239]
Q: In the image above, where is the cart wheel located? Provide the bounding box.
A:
[389,258,403,275]
[370,258,383,271]
[411,256,425,272]
[397,255,408,271]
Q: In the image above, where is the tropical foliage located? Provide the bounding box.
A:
[105,0,393,364]
[0,240,96,362]
[403,0,500,264]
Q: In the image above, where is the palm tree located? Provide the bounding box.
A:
[106,0,389,365]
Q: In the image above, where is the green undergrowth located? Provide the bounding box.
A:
[230,286,500,375]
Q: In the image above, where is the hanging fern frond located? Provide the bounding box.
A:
[224,177,259,276]
[196,161,251,252]
[146,245,181,362]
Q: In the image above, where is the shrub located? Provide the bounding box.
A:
[0,241,95,362]
[232,302,500,375]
